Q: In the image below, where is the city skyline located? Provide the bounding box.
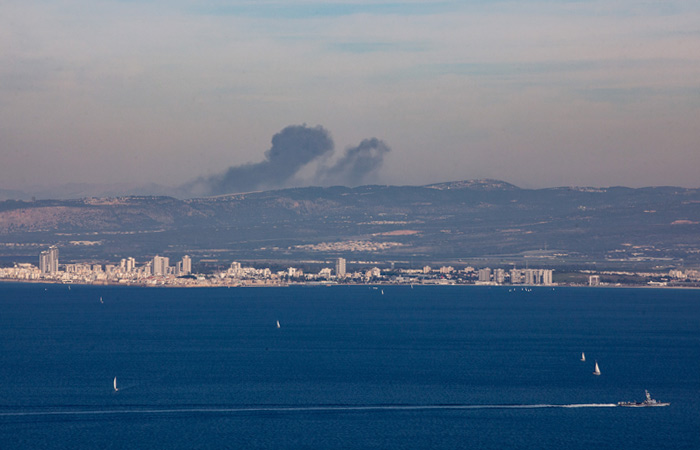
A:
[2,1,700,194]
[4,245,696,288]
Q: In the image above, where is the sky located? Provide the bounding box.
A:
[1,0,700,193]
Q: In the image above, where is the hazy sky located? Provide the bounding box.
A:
[2,0,700,191]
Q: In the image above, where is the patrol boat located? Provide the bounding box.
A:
[618,390,669,407]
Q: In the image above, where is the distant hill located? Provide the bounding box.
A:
[0,182,179,201]
[425,179,520,191]
[0,180,698,269]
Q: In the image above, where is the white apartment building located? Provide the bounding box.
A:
[39,245,59,274]
[478,268,491,282]
[335,258,346,278]
[152,255,169,276]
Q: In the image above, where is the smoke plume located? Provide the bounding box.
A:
[186,125,333,196]
[317,138,391,186]
[184,124,390,197]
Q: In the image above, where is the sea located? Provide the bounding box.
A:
[0,283,698,449]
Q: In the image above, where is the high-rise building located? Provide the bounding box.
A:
[524,269,539,285]
[39,251,50,274]
[542,269,553,285]
[39,246,59,274]
[478,268,491,282]
[510,269,522,284]
[228,261,242,277]
[493,268,505,284]
[335,257,346,278]
[181,255,191,275]
[48,245,59,273]
[152,255,169,276]
[521,269,553,285]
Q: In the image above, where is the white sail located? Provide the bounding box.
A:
[593,361,601,376]
[113,377,118,391]
[276,320,280,328]
[581,352,586,361]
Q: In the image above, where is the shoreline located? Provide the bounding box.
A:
[1,278,699,290]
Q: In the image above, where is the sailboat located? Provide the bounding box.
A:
[100,297,104,304]
[581,352,586,362]
[113,377,118,392]
[276,320,281,329]
[593,361,601,376]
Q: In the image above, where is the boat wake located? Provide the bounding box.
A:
[560,404,617,408]
[0,403,619,417]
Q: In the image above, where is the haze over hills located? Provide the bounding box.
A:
[0,182,179,202]
[0,124,393,202]
[0,179,698,270]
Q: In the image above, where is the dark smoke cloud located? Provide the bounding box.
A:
[185,124,333,196]
[317,138,391,186]
[183,124,390,197]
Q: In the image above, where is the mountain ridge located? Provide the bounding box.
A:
[3,177,699,202]
[0,179,698,268]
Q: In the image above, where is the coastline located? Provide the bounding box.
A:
[1,277,698,290]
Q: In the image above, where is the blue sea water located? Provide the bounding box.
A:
[0,283,698,449]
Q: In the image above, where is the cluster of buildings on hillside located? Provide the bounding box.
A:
[59,253,193,282]
[668,269,700,280]
[393,265,554,285]
[586,268,700,287]
[475,267,553,285]
[219,258,382,285]
[0,248,565,287]
[8,246,698,288]
[2,246,194,285]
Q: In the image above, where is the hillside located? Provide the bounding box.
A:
[0,180,699,269]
